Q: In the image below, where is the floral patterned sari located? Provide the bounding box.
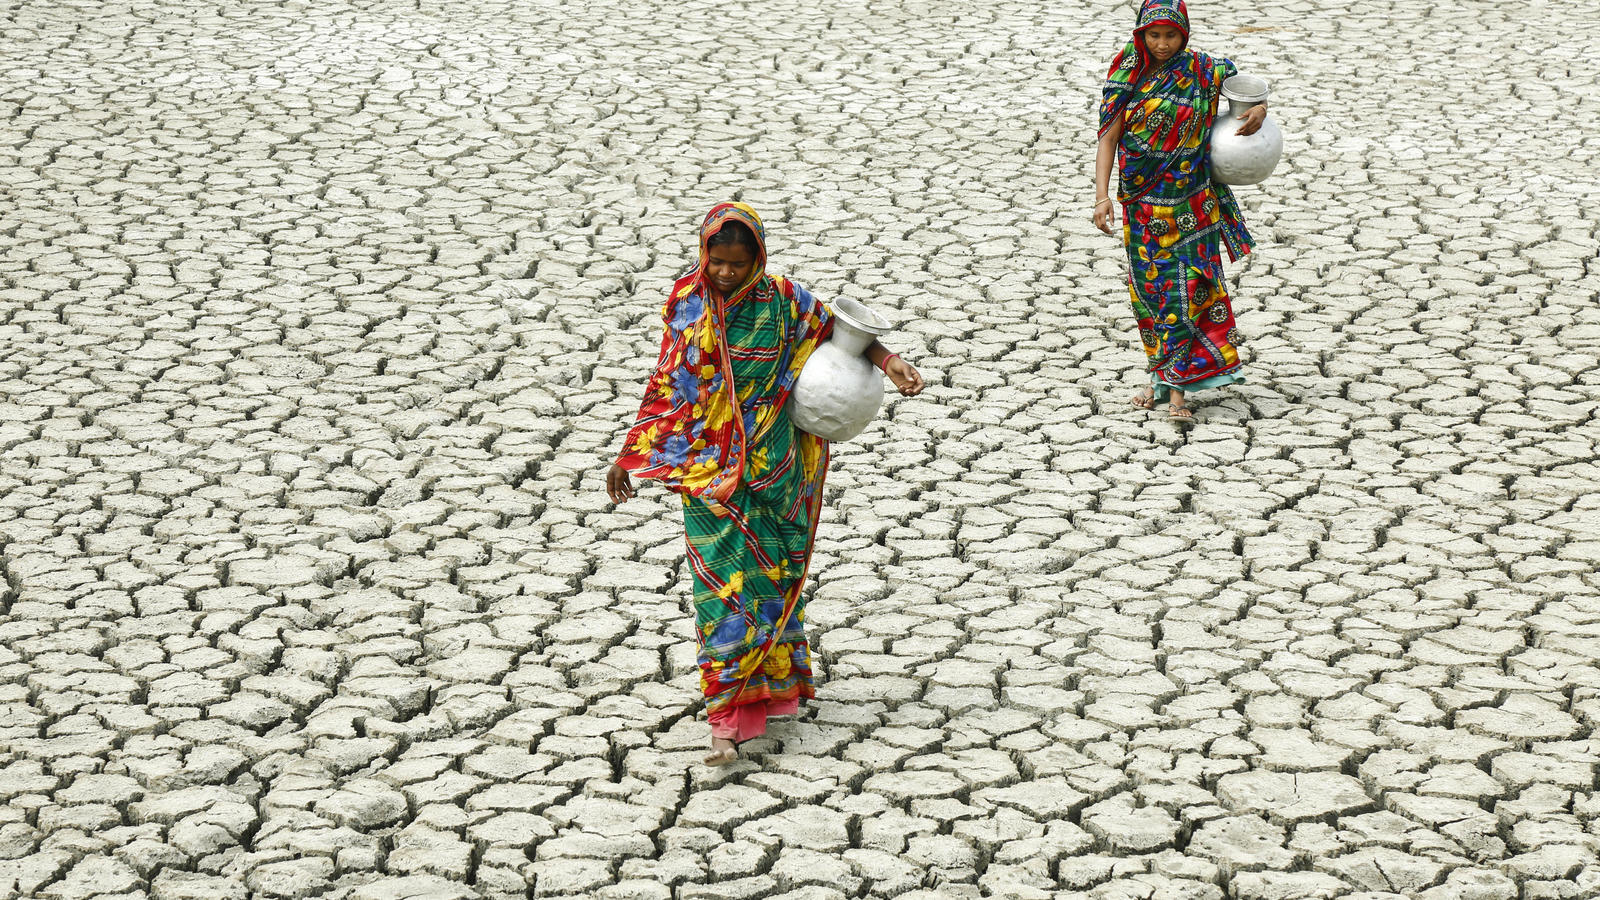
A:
[1101,0,1254,395]
[616,203,833,740]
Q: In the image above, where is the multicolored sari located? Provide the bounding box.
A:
[1100,0,1254,396]
[616,203,833,740]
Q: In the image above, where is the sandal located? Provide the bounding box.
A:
[1131,388,1157,410]
[1168,402,1194,420]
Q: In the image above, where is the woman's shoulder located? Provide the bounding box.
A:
[1104,41,1138,80]
[1186,49,1236,75]
[770,278,832,326]
[772,276,814,301]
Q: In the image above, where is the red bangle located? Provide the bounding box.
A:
[880,353,900,373]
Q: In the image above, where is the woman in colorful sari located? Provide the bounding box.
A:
[1094,0,1266,419]
[606,203,924,766]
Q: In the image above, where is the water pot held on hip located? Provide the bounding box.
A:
[789,297,895,443]
[1210,74,1283,186]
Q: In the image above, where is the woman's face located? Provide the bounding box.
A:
[1142,24,1183,62]
[706,242,757,295]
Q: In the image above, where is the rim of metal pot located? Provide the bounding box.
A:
[832,296,892,335]
[1220,74,1269,104]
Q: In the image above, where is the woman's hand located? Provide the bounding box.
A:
[1095,118,1121,237]
[1235,103,1268,136]
[885,356,925,396]
[1093,198,1117,235]
[605,464,635,504]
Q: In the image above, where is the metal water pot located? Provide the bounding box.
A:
[1209,74,1282,186]
[788,297,892,442]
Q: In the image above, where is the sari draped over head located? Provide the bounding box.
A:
[1100,0,1255,394]
[616,202,834,735]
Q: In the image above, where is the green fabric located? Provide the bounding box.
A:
[683,289,820,714]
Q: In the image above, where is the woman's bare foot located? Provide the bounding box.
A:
[1131,387,1156,410]
[703,737,738,767]
[1168,396,1193,419]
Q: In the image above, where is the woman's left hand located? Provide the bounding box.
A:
[1235,104,1268,136]
[885,357,925,396]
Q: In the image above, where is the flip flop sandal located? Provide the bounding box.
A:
[1131,389,1157,410]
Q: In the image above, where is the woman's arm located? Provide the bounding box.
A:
[1094,118,1123,235]
[866,340,925,396]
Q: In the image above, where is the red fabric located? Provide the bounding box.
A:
[708,695,801,742]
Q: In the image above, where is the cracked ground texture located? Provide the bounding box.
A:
[1,0,1598,898]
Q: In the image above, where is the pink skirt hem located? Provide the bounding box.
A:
[708,696,800,742]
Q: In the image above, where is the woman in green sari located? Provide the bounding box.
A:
[607,203,923,765]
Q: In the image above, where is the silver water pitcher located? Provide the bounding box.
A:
[1210,74,1282,186]
[788,297,893,442]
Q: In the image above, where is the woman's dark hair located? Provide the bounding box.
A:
[706,220,759,257]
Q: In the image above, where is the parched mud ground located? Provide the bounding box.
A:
[1,0,1598,898]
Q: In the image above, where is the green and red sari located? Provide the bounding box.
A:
[1101,0,1254,398]
[616,203,833,741]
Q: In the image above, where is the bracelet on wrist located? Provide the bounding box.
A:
[880,353,900,373]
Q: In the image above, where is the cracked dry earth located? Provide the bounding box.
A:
[1,0,1598,899]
